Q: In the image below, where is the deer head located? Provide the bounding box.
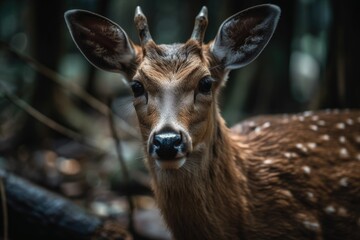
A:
[65,5,280,170]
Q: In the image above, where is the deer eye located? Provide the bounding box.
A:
[130,80,145,97]
[198,76,213,94]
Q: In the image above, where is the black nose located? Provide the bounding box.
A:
[152,131,183,160]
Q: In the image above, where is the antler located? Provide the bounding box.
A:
[134,6,153,46]
[191,6,208,44]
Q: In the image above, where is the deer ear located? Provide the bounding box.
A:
[211,4,280,70]
[65,10,137,75]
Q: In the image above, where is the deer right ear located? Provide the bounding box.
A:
[65,10,138,75]
[211,4,280,70]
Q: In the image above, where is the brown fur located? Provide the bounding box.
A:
[232,111,360,239]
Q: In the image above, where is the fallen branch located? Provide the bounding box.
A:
[0,169,132,240]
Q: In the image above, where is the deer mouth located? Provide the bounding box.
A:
[155,157,186,170]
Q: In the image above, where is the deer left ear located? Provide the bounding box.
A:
[211,4,280,70]
[65,10,138,76]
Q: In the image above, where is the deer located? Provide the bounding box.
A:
[64,4,360,240]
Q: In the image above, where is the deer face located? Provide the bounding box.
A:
[65,5,280,170]
[131,42,216,169]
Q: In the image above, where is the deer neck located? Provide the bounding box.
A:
[150,106,250,239]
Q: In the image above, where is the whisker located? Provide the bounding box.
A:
[209,63,223,71]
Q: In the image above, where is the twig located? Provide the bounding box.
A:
[107,99,135,234]
[0,40,139,139]
[0,82,103,153]
[0,178,8,240]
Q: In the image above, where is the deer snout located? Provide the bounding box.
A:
[149,130,189,169]
[153,132,183,158]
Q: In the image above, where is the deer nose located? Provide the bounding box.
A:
[152,131,184,160]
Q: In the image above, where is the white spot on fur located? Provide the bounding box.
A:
[254,127,261,134]
[346,119,354,125]
[279,189,293,198]
[264,159,273,165]
[339,136,346,144]
[307,142,317,149]
[317,120,326,126]
[299,116,305,122]
[336,122,346,129]
[296,143,308,152]
[302,166,311,174]
[339,177,348,187]
[321,134,330,141]
[284,152,298,159]
[310,125,318,131]
[232,124,243,133]
[325,205,336,214]
[311,115,319,121]
[303,221,320,231]
[356,153,360,161]
[249,121,256,127]
[262,122,271,129]
[339,148,349,158]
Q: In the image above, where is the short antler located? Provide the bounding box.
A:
[191,6,208,44]
[134,6,153,46]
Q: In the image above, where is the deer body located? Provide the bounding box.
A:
[154,110,360,240]
[65,5,360,239]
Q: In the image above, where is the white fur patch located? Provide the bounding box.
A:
[155,158,186,170]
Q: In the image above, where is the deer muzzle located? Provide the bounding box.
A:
[149,129,190,169]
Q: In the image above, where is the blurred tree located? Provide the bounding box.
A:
[20,0,66,148]
[320,0,360,109]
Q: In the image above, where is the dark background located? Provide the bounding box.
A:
[0,0,359,238]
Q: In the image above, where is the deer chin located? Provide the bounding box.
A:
[155,157,186,170]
